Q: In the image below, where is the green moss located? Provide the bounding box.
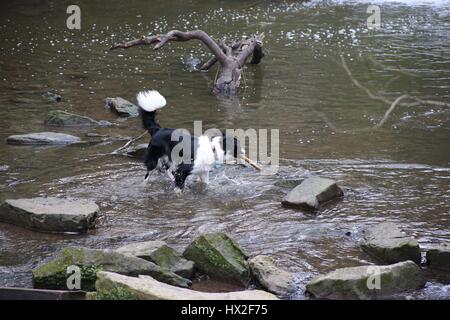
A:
[89,285,137,300]
[150,245,179,268]
[183,233,249,285]
[32,248,104,290]
[45,110,98,126]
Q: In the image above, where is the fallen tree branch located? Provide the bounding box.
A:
[111,30,265,95]
[325,55,450,132]
[340,55,450,108]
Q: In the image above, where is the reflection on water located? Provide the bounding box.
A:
[0,0,449,299]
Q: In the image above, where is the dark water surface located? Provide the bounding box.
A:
[0,0,449,299]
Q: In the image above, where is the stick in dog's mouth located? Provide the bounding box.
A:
[239,155,262,171]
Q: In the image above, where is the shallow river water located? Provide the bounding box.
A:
[0,0,449,299]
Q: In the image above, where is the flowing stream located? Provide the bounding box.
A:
[0,0,449,299]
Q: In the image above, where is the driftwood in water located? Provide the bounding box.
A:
[111,30,265,95]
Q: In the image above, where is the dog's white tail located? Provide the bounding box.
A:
[136,90,167,112]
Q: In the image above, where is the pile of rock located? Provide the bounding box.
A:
[304,222,450,299]
[30,232,301,300]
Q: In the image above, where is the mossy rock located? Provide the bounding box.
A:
[183,233,250,286]
[104,97,139,118]
[149,245,194,279]
[32,246,191,291]
[116,241,194,279]
[45,110,109,127]
[305,261,426,300]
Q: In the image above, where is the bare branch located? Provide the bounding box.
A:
[374,94,410,128]
[110,130,147,155]
[112,30,228,65]
[110,35,160,50]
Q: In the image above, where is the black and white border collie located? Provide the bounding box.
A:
[137,90,246,193]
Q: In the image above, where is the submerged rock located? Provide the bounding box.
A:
[305,261,426,300]
[6,132,81,145]
[281,177,343,211]
[42,92,62,102]
[116,241,194,278]
[0,197,98,234]
[104,97,139,117]
[248,255,297,297]
[426,243,450,270]
[125,143,147,159]
[183,233,250,286]
[361,222,421,264]
[92,271,278,300]
[32,247,191,291]
[45,110,111,127]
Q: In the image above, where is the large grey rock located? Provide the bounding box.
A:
[6,132,81,145]
[116,241,194,279]
[361,222,421,264]
[125,143,147,159]
[183,233,250,286]
[281,177,343,210]
[248,255,297,297]
[32,247,191,291]
[92,271,278,300]
[45,110,111,127]
[0,197,98,234]
[104,97,139,117]
[426,243,450,270]
[305,261,426,300]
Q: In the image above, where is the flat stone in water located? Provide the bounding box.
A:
[45,110,110,127]
[6,132,81,145]
[305,261,426,300]
[281,177,343,211]
[426,243,450,270]
[104,97,139,117]
[42,91,62,102]
[0,197,99,234]
[361,222,421,264]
